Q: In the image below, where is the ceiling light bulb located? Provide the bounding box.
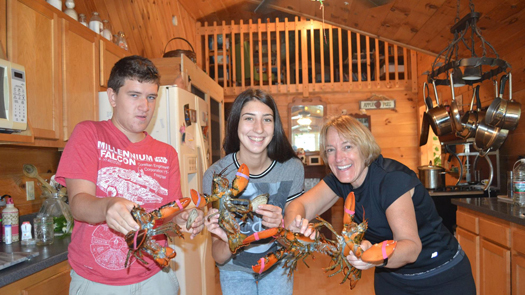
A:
[297,117,312,126]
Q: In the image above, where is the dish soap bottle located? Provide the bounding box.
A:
[2,195,19,243]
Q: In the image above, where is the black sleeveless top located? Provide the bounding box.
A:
[324,155,458,274]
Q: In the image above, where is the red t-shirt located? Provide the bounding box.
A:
[56,120,182,285]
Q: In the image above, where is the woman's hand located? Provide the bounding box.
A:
[205,208,228,243]
[256,204,283,228]
[345,240,380,270]
[287,215,318,240]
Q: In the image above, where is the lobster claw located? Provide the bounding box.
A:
[154,246,177,268]
[343,192,356,225]
[153,197,191,221]
[252,250,283,274]
[190,189,208,208]
[243,227,281,245]
[360,240,397,264]
[231,163,249,196]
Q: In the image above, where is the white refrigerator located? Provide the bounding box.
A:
[99,86,217,295]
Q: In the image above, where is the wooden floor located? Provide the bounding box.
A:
[214,254,376,295]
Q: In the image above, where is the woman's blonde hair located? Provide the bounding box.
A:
[320,115,381,166]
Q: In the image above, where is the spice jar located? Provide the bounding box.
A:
[79,13,87,26]
[34,214,54,246]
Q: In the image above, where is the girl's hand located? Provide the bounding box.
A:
[205,208,228,242]
[256,204,283,228]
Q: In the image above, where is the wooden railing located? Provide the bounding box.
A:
[197,17,416,96]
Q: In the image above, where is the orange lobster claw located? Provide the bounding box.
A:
[343,192,356,225]
[190,189,207,208]
[231,163,249,196]
[243,227,280,245]
[156,197,191,221]
[154,247,177,268]
[252,251,282,274]
[360,240,397,264]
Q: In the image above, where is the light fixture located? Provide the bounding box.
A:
[428,0,510,87]
[297,117,312,126]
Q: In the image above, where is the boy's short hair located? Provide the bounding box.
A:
[107,55,160,93]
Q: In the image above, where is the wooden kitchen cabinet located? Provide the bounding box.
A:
[456,207,516,295]
[8,0,62,141]
[62,19,99,141]
[0,260,71,295]
[99,38,128,88]
[512,224,525,295]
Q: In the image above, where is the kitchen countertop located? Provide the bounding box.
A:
[452,197,525,226]
[0,235,70,288]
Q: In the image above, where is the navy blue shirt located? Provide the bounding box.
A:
[324,155,458,274]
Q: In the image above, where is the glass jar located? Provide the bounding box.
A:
[116,31,129,51]
[78,13,87,26]
[39,191,73,235]
[34,214,54,246]
[89,12,102,34]
[102,20,113,41]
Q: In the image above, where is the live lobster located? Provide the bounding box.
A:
[243,192,397,289]
[190,163,269,253]
[124,197,191,268]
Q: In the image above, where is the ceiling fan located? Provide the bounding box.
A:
[291,106,322,131]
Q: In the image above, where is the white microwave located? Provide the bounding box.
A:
[0,58,27,132]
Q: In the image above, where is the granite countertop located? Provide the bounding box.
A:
[0,222,70,288]
[452,197,525,226]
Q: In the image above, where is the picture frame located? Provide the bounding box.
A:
[190,109,197,123]
[351,113,371,131]
[307,155,323,166]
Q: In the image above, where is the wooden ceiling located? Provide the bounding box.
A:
[179,0,525,59]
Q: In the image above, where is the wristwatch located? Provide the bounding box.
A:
[376,258,388,268]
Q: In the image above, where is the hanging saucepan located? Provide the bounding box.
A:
[420,82,432,146]
[496,73,522,130]
[473,122,509,157]
[485,74,509,127]
[428,79,453,136]
[459,85,481,139]
[449,73,464,135]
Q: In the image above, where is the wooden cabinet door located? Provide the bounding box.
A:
[22,266,71,295]
[480,239,511,295]
[8,0,61,140]
[457,227,480,295]
[99,38,127,88]
[513,254,525,295]
[62,19,99,141]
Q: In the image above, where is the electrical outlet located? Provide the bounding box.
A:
[26,181,35,201]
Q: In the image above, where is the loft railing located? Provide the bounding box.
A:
[197,17,416,96]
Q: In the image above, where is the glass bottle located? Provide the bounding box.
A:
[89,12,103,34]
[116,31,129,51]
[513,159,525,206]
[78,13,87,27]
[64,0,78,21]
[46,0,62,11]
[102,20,113,41]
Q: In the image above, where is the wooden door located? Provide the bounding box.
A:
[457,227,480,295]
[480,239,511,295]
[62,19,99,141]
[99,38,127,88]
[8,0,61,140]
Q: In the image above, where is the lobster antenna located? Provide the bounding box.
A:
[218,162,234,176]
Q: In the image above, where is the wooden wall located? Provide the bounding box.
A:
[225,84,420,172]
[0,147,61,216]
[60,0,198,59]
